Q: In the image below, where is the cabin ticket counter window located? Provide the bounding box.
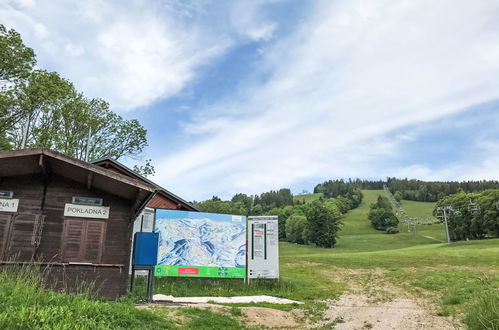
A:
[62,219,106,263]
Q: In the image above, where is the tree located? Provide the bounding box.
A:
[285,214,308,244]
[394,191,402,202]
[306,200,342,248]
[368,208,398,231]
[0,24,36,83]
[133,159,155,178]
[231,193,253,210]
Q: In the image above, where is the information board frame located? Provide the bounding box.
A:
[154,209,247,279]
[247,216,279,280]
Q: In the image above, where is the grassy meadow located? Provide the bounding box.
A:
[2,189,497,329]
[151,190,499,328]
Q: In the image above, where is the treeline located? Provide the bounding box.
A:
[0,24,153,175]
[194,189,363,248]
[435,189,499,241]
[314,178,499,202]
[313,180,363,207]
[194,189,295,217]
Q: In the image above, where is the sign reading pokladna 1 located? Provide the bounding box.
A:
[0,199,19,212]
[247,216,279,279]
[64,203,110,219]
[154,209,246,278]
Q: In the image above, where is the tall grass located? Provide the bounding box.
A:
[464,285,499,330]
[0,263,174,329]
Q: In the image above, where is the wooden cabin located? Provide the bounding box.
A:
[0,148,192,299]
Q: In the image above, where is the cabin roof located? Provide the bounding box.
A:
[91,157,199,212]
[0,148,156,202]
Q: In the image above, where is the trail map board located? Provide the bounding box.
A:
[154,209,246,278]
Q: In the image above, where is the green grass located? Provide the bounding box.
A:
[0,264,174,329]
[147,189,499,327]
[293,192,323,204]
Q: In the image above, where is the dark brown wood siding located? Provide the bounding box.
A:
[0,173,134,299]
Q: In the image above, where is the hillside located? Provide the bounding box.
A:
[335,190,446,251]
[293,192,323,204]
[149,190,498,328]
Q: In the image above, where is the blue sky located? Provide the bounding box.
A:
[1,0,499,201]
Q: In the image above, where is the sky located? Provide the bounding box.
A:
[1,0,499,201]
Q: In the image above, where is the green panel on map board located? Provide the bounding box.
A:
[155,265,246,278]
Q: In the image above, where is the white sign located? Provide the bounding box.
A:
[0,199,19,212]
[64,203,110,219]
[247,216,279,279]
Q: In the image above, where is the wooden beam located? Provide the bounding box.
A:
[38,154,47,176]
[87,172,93,190]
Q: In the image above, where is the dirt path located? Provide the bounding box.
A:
[323,294,457,330]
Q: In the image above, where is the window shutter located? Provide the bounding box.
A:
[0,214,13,260]
[83,221,105,263]
[6,214,38,260]
[62,219,85,262]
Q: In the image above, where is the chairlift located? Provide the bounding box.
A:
[468,199,481,215]
[453,210,462,217]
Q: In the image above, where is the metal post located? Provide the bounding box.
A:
[84,128,91,162]
[443,207,451,243]
[20,115,31,149]
[147,267,155,302]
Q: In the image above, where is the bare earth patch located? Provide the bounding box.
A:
[323,294,457,330]
[241,307,300,329]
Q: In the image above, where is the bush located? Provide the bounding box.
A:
[385,227,399,234]
[368,208,399,231]
[285,214,308,244]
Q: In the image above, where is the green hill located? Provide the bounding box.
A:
[293,192,323,204]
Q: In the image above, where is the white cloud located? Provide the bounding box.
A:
[229,0,277,41]
[0,0,233,110]
[152,0,499,200]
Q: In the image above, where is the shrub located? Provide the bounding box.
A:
[385,227,399,234]
[368,208,399,231]
[285,214,308,244]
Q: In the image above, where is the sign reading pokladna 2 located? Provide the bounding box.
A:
[154,209,246,278]
[247,216,279,279]
[64,203,110,219]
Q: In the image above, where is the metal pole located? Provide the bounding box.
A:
[443,207,451,243]
[20,115,31,149]
[84,128,91,162]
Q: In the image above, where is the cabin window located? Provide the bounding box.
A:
[62,219,105,263]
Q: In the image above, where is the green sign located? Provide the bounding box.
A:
[155,265,246,278]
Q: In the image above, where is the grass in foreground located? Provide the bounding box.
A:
[0,264,173,329]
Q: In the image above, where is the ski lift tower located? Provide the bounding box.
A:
[436,206,453,243]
